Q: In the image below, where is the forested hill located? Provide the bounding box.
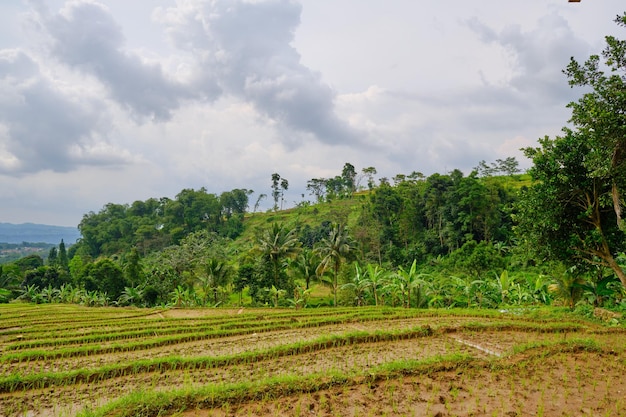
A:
[0,223,81,244]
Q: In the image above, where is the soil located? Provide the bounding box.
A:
[0,307,624,417]
[178,350,625,417]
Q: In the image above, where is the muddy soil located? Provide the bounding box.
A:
[177,350,626,417]
[1,329,612,417]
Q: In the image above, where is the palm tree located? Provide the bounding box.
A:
[548,267,587,309]
[199,259,230,305]
[315,223,355,307]
[256,223,301,288]
[291,248,318,290]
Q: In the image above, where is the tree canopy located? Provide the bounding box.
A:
[516,13,626,288]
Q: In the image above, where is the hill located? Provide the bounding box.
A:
[0,222,81,244]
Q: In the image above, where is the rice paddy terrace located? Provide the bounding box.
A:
[0,304,624,417]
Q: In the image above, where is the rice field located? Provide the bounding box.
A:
[0,303,624,417]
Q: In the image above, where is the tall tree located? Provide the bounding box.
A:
[564,12,626,230]
[516,13,626,289]
[291,248,318,290]
[315,223,355,306]
[58,240,69,272]
[256,223,301,289]
[199,259,230,305]
[47,247,58,267]
[341,162,357,197]
[361,166,377,191]
[270,173,289,211]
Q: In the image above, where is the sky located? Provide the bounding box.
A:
[0,0,624,227]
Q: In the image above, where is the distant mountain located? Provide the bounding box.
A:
[0,223,81,244]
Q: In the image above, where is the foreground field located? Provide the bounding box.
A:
[0,304,624,417]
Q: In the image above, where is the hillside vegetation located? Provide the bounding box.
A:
[0,166,624,316]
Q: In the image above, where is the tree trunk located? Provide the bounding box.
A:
[333,264,338,307]
[605,252,626,288]
[612,180,623,230]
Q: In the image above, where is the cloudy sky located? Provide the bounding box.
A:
[0,0,623,227]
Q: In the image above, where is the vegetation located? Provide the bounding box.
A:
[0,303,622,416]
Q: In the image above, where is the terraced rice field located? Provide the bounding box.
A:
[0,304,624,416]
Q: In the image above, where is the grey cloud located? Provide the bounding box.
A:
[465,17,498,43]
[0,49,39,78]
[160,0,360,146]
[467,12,586,105]
[37,1,211,121]
[0,50,128,175]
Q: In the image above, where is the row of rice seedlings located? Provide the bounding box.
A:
[0,324,440,393]
[0,304,544,341]
[68,354,479,417]
[0,319,596,394]
[0,306,363,339]
[0,305,596,354]
[3,308,590,355]
[452,320,586,333]
[0,305,169,333]
[1,311,373,355]
[76,335,615,417]
[1,308,590,363]
[0,317,359,362]
[4,316,316,351]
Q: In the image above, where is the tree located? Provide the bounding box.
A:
[253,193,266,213]
[0,265,21,302]
[23,266,67,290]
[564,12,626,231]
[58,240,69,271]
[315,223,355,306]
[199,259,230,305]
[365,263,387,306]
[233,263,255,306]
[495,157,521,176]
[517,130,626,289]
[361,166,377,191]
[82,258,127,301]
[270,173,289,211]
[47,247,58,267]
[123,247,143,286]
[256,223,301,290]
[515,13,626,290]
[220,188,252,219]
[306,178,327,203]
[291,248,318,290]
[341,162,357,197]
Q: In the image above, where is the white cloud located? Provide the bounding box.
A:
[0,0,624,225]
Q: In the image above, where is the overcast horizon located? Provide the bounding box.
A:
[1,0,624,227]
